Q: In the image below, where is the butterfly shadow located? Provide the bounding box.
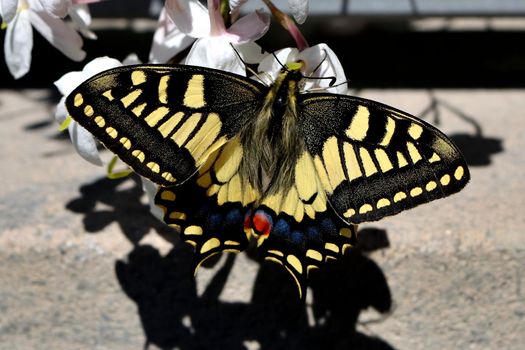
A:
[115,226,396,350]
[419,90,503,167]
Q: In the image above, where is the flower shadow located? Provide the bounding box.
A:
[418,91,503,167]
[65,175,174,245]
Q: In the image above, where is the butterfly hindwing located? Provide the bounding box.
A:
[300,94,470,224]
[155,137,257,270]
[66,64,265,187]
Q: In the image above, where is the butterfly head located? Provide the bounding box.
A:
[282,60,306,81]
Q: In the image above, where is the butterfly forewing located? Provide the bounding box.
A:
[300,94,470,224]
[66,65,265,186]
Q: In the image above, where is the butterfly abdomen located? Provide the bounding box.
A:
[239,69,305,198]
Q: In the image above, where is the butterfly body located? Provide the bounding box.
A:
[66,62,469,298]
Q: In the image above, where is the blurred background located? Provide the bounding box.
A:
[0,0,523,349]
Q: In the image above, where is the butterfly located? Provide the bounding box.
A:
[66,61,469,299]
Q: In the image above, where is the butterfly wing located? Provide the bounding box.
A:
[155,136,260,271]
[299,93,470,224]
[66,64,265,186]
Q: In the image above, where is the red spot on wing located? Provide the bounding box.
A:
[252,210,273,237]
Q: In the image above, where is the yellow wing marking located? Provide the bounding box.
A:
[322,136,345,189]
[132,103,147,117]
[359,147,378,177]
[121,89,142,108]
[214,138,243,183]
[158,112,184,138]
[343,143,362,180]
[131,70,146,86]
[374,148,393,173]
[145,106,170,127]
[184,113,222,160]
[158,75,169,104]
[407,142,422,164]
[346,105,369,141]
[171,113,201,146]
[379,116,395,146]
[183,74,206,108]
[408,123,423,140]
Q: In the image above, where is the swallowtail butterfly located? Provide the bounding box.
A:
[66,61,469,298]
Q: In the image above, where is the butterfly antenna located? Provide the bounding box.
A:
[230,43,268,85]
[272,51,287,70]
[310,49,329,76]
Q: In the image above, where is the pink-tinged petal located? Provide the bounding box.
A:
[68,121,103,166]
[227,10,269,43]
[299,43,347,94]
[149,8,194,63]
[0,0,19,23]
[263,0,308,50]
[28,10,86,61]
[186,37,245,75]
[69,4,97,39]
[4,9,33,79]
[165,0,210,38]
[288,0,308,24]
[208,0,226,36]
[30,0,70,17]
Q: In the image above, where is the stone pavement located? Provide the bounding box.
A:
[0,88,523,349]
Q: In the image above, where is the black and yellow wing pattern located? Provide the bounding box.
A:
[66,65,264,186]
[66,63,469,299]
[300,94,469,224]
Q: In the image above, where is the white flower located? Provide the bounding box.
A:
[156,0,269,75]
[258,43,348,94]
[1,0,19,23]
[54,55,141,165]
[3,0,89,79]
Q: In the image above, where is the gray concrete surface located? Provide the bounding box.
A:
[0,88,523,349]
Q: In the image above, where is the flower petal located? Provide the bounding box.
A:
[68,4,97,39]
[29,9,85,61]
[288,0,308,24]
[54,96,68,123]
[227,10,270,43]
[140,177,164,221]
[4,9,33,79]
[299,43,347,94]
[235,41,267,64]
[0,0,19,23]
[165,0,210,38]
[68,121,103,166]
[31,0,70,17]
[186,37,245,75]
[54,56,121,95]
[82,56,121,76]
[258,47,298,81]
[149,8,194,64]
